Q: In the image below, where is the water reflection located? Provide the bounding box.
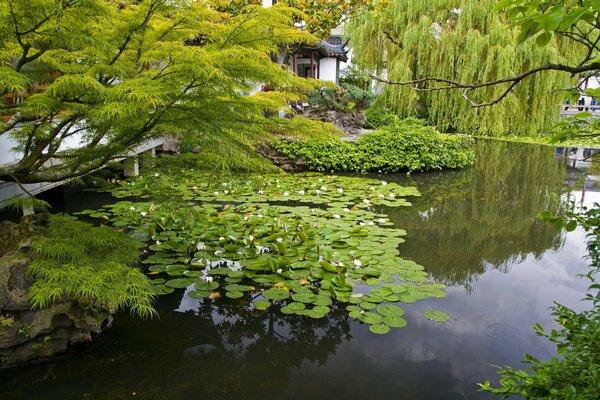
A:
[387,140,567,291]
[0,140,593,400]
[0,290,352,400]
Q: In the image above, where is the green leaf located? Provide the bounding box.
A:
[423,310,450,322]
[535,32,552,47]
[369,323,390,334]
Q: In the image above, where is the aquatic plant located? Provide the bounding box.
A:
[27,215,156,318]
[80,172,450,333]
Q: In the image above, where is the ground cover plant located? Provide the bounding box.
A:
[79,170,450,334]
[271,118,474,172]
[28,214,155,317]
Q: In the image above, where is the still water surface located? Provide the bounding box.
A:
[0,140,594,399]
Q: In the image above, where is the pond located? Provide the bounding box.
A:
[0,140,594,400]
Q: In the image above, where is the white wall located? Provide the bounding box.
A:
[319,58,338,83]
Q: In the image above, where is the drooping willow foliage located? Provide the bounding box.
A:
[348,0,585,136]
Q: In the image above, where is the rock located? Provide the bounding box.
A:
[0,254,31,311]
[0,216,112,369]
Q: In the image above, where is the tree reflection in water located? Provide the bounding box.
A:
[388,140,567,292]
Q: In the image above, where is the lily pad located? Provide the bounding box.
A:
[262,287,290,301]
[369,323,391,335]
[423,310,450,322]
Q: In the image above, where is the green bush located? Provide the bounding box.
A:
[364,107,400,129]
[27,214,156,318]
[271,119,474,173]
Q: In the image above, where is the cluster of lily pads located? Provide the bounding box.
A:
[80,172,449,334]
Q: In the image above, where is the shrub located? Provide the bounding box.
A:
[271,119,474,173]
[364,107,400,129]
[27,214,156,318]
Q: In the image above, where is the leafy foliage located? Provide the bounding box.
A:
[79,170,451,334]
[347,0,584,136]
[480,204,600,399]
[27,214,156,318]
[272,118,474,172]
[364,106,400,129]
[0,0,317,183]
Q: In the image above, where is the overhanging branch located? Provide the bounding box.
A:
[371,62,600,108]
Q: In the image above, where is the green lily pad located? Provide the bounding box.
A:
[424,310,450,322]
[165,278,195,288]
[377,304,404,317]
[225,291,244,299]
[383,315,407,328]
[369,323,390,335]
[254,300,271,310]
[262,287,290,301]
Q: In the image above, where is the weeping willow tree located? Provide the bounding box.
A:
[348,0,585,136]
[0,0,317,184]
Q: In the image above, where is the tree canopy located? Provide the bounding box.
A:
[347,0,588,136]
[0,0,316,184]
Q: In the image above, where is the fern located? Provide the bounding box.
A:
[27,214,156,318]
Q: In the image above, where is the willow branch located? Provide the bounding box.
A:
[371,62,600,108]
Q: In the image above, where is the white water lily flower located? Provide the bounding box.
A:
[205,276,213,283]
[214,250,224,255]
[298,190,305,195]
[224,190,229,194]
[276,237,283,243]
[276,268,283,274]
[319,178,324,182]
[343,208,350,212]
[213,191,219,195]
[257,214,263,218]
[362,199,371,204]
[196,242,206,250]
[354,259,362,267]
[320,186,327,191]
[140,212,147,217]
[248,235,254,242]
[378,218,386,223]
[129,207,136,211]
[276,184,281,188]
[243,216,248,221]
[156,240,162,245]
[337,188,344,193]
[381,181,387,185]
[258,190,264,195]
[368,221,375,226]
[154,173,159,177]
[369,187,375,191]
[338,262,344,267]
[316,189,321,194]
[359,222,366,226]
[192,186,198,190]
[389,193,396,198]
[219,236,225,241]
[333,214,341,219]
[222,182,228,187]
[283,192,289,196]
[378,194,385,198]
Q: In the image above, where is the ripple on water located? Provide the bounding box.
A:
[485,323,522,341]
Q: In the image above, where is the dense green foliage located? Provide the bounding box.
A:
[347,0,583,136]
[27,214,155,318]
[364,107,400,129]
[80,171,450,334]
[480,205,600,399]
[272,118,474,172]
[0,0,316,184]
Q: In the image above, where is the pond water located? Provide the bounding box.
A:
[0,140,595,400]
